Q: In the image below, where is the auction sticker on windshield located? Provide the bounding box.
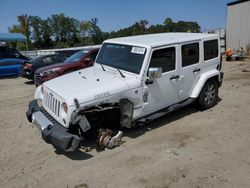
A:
[131,47,146,54]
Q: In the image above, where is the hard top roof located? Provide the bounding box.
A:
[105,32,218,48]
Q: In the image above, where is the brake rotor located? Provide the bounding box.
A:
[98,129,112,150]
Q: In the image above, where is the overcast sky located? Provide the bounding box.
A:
[0,0,232,32]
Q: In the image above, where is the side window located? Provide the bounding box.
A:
[54,55,66,63]
[204,40,218,61]
[149,47,176,73]
[182,43,199,67]
[89,51,98,61]
[51,56,59,63]
[43,57,53,64]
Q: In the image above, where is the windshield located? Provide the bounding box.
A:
[64,50,87,63]
[96,43,146,74]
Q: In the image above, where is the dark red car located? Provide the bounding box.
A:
[34,48,99,86]
[21,54,68,79]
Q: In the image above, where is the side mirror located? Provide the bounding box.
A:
[148,67,162,79]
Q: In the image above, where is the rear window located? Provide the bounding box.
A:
[204,40,219,61]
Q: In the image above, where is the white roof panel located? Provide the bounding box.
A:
[105,33,218,47]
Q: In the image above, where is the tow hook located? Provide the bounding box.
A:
[98,129,123,149]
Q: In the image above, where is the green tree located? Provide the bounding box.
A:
[65,17,79,46]
[30,16,42,49]
[89,18,103,44]
[49,13,66,43]
[175,21,200,32]
[164,17,175,32]
[8,15,31,50]
[108,19,148,38]
[147,24,166,34]
[17,14,31,50]
[8,25,21,49]
[49,13,80,47]
[8,14,201,50]
[8,25,21,33]
[79,21,92,45]
[41,19,52,49]
[139,20,148,34]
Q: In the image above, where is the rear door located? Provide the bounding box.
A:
[143,45,180,113]
[179,41,201,100]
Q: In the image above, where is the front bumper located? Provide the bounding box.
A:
[26,100,81,152]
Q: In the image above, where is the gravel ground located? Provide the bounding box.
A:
[0,59,250,188]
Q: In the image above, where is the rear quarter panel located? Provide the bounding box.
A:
[190,36,221,98]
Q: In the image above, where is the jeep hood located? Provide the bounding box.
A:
[44,66,137,106]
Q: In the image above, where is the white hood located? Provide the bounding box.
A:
[44,66,138,106]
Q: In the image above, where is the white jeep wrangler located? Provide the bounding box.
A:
[27,33,223,152]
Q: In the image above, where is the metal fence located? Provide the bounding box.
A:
[20,45,101,58]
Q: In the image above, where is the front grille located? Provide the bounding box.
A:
[34,73,41,86]
[43,90,61,119]
[40,107,62,126]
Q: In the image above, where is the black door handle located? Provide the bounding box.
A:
[193,68,201,73]
[170,75,180,80]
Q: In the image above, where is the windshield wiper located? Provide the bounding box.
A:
[117,68,125,78]
[101,64,106,71]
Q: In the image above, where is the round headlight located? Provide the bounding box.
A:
[62,102,68,113]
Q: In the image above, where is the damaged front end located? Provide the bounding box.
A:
[71,99,134,129]
[27,98,134,152]
[26,100,82,152]
[69,98,134,149]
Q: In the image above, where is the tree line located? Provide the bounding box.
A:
[8,13,201,50]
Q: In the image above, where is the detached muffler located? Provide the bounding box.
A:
[98,129,123,149]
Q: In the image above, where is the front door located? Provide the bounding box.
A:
[143,45,180,113]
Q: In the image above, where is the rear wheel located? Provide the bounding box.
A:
[198,79,218,110]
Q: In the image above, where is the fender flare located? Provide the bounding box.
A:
[190,69,220,98]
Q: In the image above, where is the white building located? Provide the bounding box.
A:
[226,0,250,51]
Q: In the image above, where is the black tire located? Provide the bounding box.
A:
[198,79,219,110]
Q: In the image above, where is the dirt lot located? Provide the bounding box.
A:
[1,59,250,188]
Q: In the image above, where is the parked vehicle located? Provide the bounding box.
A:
[0,46,29,60]
[0,46,29,77]
[34,48,99,86]
[21,54,68,79]
[27,33,224,152]
[0,58,26,77]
